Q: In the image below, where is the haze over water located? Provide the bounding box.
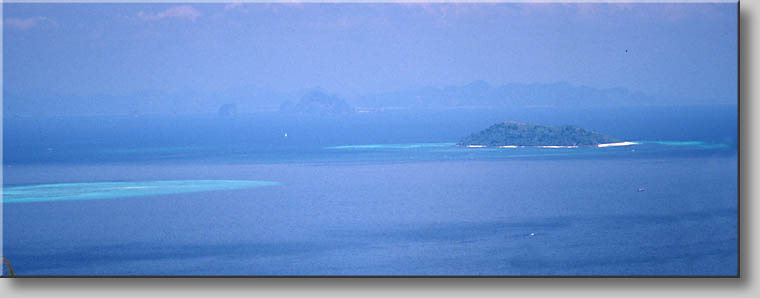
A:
[2,2,738,276]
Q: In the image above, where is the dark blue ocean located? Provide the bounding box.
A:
[2,106,738,276]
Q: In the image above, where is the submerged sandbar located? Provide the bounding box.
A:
[2,180,280,204]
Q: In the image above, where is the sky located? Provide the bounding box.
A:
[3,2,738,102]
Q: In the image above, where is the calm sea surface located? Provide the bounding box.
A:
[2,107,738,275]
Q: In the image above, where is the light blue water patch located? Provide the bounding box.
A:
[325,142,580,151]
[325,143,456,150]
[2,180,280,204]
[635,141,729,149]
[327,141,726,151]
[315,141,734,164]
[639,141,704,146]
[107,146,202,154]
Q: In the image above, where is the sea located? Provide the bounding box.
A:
[1,106,738,276]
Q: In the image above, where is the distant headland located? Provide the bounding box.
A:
[458,121,621,148]
[279,91,354,115]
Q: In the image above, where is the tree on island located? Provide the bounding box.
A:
[458,121,617,147]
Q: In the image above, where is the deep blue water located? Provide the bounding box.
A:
[2,106,738,276]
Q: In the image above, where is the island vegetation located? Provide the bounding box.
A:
[458,121,617,147]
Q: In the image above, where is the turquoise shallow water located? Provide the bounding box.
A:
[3,180,280,204]
[325,141,727,150]
[2,155,737,276]
[636,141,730,149]
[317,141,731,161]
[325,142,457,150]
[1,108,738,276]
[107,146,202,154]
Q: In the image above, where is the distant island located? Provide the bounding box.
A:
[458,121,618,147]
[279,91,354,115]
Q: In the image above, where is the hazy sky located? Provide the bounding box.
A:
[3,2,737,100]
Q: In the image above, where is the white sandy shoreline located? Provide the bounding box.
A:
[462,141,639,149]
[596,141,639,148]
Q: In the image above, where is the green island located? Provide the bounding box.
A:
[458,121,617,147]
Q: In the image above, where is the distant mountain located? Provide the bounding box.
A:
[355,81,702,109]
[4,81,730,118]
[458,121,617,147]
[279,91,354,115]
[2,88,294,117]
